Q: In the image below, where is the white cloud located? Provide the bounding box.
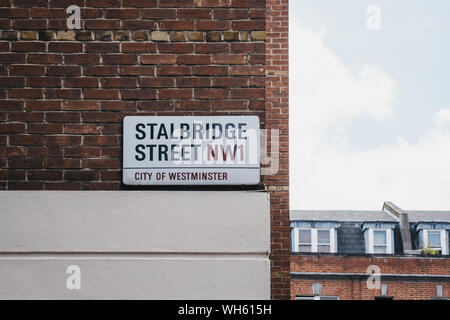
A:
[290,26,450,210]
[434,108,450,127]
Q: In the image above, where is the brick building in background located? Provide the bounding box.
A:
[290,202,450,300]
[0,0,289,299]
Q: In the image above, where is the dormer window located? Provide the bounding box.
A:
[362,223,395,254]
[294,228,337,253]
[373,230,388,254]
[422,230,448,255]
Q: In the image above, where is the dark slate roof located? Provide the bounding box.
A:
[406,211,450,223]
[290,210,396,222]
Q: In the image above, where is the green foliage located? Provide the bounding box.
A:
[421,245,440,256]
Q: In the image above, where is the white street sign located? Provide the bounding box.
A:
[123,116,260,185]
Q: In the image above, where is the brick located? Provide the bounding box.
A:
[10,135,44,145]
[19,31,38,40]
[82,158,119,169]
[195,0,231,7]
[64,170,99,181]
[231,42,265,53]
[193,65,228,75]
[38,31,55,41]
[48,42,83,53]
[187,32,205,41]
[175,100,210,111]
[0,8,30,18]
[251,31,266,41]
[46,66,81,76]
[177,54,211,65]
[101,101,136,111]
[0,76,25,86]
[28,170,63,181]
[8,88,43,98]
[84,66,118,76]
[64,147,101,157]
[212,77,248,87]
[85,43,120,53]
[230,65,264,75]
[28,123,64,134]
[75,31,94,41]
[138,100,174,111]
[151,31,170,42]
[100,170,121,181]
[159,0,194,7]
[195,43,229,53]
[1,31,18,40]
[27,54,62,64]
[0,123,25,133]
[121,89,157,100]
[223,31,240,41]
[44,88,79,99]
[157,65,191,76]
[158,89,192,99]
[84,89,119,100]
[13,19,46,29]
[113,31,130,41]
[232,20,265,31]
[141,8,177,19]
[26,77,61,88]
[45,135,82,146]
[103,54,138,65]
[0,100,24,111]
[210,99,247,110]
[214,9,248,19]
[206,31,222,41]
[105,8,140,19]
[213,54,248,64]
[176,77,210,87]
[170,31,186,42]
[12,42,46,52]
[8,112,42,122]
[178,8,212,19]
[140,77,175,88]
[101,77,137,88]
[195,88,228,99]
[9,158,42,169]
[119,66,154,76]
[123,0,157,6]
[141,54,176,65]
[65,77,99,88]
[159,20,195,30]
[31,8,66,19]
[122,20,157,30]
[122,42,157,53]
[46,112,81,123]
[158,43,194,54]
[0,53,24,63]
[95,31,113,41]
[131,31,148,41]
[63,100,100,111]
[196,20,230,30]
[83,112,119,122]
[44,158,80,169]
[56,31,76,41]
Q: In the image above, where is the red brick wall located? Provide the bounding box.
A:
[0,0,290,299]
[265,0,289,299]
[291,255,450,300]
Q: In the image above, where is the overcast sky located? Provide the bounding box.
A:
[289,0,450,210]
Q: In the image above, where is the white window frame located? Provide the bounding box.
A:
[423,230,448,255]
[367,228,393,254]
[294,228,337,253]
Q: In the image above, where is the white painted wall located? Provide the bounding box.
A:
[0,191,270,299]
